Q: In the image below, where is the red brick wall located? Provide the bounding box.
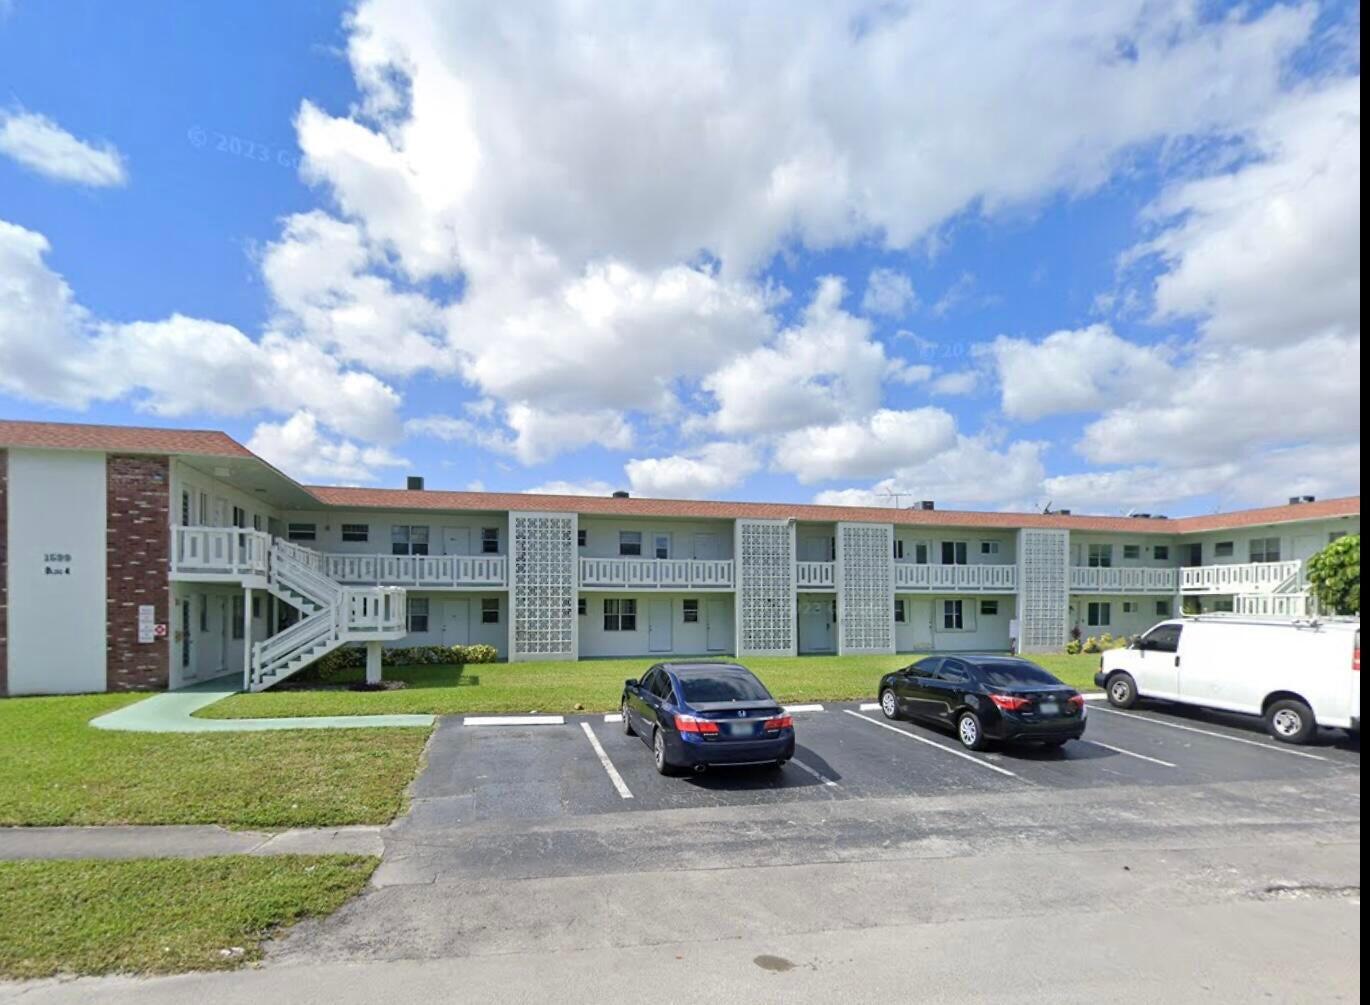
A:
[0,449,8,696]
[106,454,171,691]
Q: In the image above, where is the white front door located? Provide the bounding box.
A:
[444,528,471,556]
[442,600,470,645]
[909,599,934,649]
[694,534,722,560]
[648,599,673,652]
[799,599,834,652]
[706,600,728,651]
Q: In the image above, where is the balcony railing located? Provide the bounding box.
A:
[894,563,1018,592]
[173,526,271,580]
[579,557,734,589]
[1180,560,1304,595]
[796,561,835,589]
[324,553,508,589]
[1070,566,1179,594]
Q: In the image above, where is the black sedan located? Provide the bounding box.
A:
[878,655,1087,750]
[621,662,795,775]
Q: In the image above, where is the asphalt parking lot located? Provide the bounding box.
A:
[402,697,1361,826]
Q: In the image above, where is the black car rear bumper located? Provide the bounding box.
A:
[989,713,1086,742]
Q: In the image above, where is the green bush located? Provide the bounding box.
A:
[1307,534,1360,615]
[1082,636,1101,654]
[1064,638,1083,655]
[463,644,498,664]
[306,644,493,681]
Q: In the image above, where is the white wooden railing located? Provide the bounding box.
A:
[796,561,835,589]
[324,553,508,589]
[579,557,733,589]
[1180,560,1303,595]
[173,527,271,579]
[1070,566,1178,593]
[893,563,1018,592]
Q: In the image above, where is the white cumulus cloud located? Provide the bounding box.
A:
[0,109,127,187]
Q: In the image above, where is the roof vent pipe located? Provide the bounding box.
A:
[612,490,630,499]
[407,476,425,491]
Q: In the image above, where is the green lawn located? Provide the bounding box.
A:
[0,694,430,828]
[198,652,1102,719]
[0,855,375,979]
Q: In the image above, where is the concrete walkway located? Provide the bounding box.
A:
[0,824,384,860]
[89,676,435,733]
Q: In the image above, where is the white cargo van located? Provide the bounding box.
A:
[1096,615,1360,744]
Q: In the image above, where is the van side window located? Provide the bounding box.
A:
[1143,625,1183,653]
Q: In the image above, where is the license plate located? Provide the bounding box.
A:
[725,721,758,737]
[1037,701,1060,717]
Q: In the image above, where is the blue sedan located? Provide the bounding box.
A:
[621,662,795,775]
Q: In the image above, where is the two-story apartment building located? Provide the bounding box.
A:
[0,420,1359,695]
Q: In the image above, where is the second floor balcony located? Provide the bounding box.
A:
[894,562,1018,592]
[578,557,734,590]
[323,553,508,589]
[1070,566,1179,594]
[1180,560,1305,595]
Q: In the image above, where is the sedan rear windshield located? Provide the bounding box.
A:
[677,673,772,703]
[975,661,1062,689]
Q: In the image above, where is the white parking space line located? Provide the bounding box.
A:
[603,714,623,723]
[1089,707,1330,762]
[464,715,566,727]
[843,710,1019,779]
[1084,739,1177,768]
[783,704,826,714]
[579,722,633,799]
[788,757,839,787]
[858,703,881,712]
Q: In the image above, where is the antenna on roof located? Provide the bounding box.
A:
[1041,500,1054,515]
[881,491,907,509]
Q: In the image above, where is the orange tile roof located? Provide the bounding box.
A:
[0,419,252,458]
[1,419,1358,534]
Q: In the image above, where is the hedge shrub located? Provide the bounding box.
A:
[305,643,498,681]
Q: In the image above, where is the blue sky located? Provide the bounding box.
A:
[0,1,1360,515]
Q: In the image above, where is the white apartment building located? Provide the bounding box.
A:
[0,420,1359,695]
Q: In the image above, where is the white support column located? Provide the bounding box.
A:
[365,640,383,685]
[836,522,896,655]
[508,511,578,662]
[1016,528,1071,653]
[734,518,798,658]
[242,586,253,690]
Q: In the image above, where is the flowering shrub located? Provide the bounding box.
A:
[307,644,498,680]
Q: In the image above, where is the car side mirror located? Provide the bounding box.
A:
[625,679,638,689]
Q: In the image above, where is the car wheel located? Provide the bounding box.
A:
[957,711,990,751]
[1265,699,1316,745]
[1106,672,1139,709]
[653,729,677,775]
[880,688,900,720]
[621,702,635,736]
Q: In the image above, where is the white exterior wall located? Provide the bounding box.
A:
[893,528,1017,566]
[1069,532,1178,567]
[1183,518,1360,566]
[170,583,269,686]
[796,525,835,562]
[1069,594,1173,640]
[896,594,1015,653]
[389,591,508,654]
[7,450,108,694]
[578,592,734,658]
[280,509,509,556]
[576,517,733,560]
[172,462,281,530]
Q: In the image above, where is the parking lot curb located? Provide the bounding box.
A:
[463,715,567,727]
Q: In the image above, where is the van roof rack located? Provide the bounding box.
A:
[1180,612,1360,628]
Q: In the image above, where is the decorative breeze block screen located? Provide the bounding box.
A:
[1019,528,1069,651]
[735,520,795,655]
[510,512,576,660]
[838,523,894,653]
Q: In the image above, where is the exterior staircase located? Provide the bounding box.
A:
[1235,564,1316,618]
[248,539,407,691]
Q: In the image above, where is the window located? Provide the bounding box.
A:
[481,528,500,554]
[976,660,1064,689]
[198,595,208,633]
[287,522,317,542]
[481,598,500,624]
[604,598,637,631]
[1123,545,1141,560]
[1123,601,1138,614]
[647,669,676,700]
[408,598,429,633]
[1087,602,1111,627]
[577,598,587,616]
[654,534,671,560]
[341,524,369,543]
[981,600,999,616]
[1154,545,1170,561]
[1250,537,1281,563]
[181,490,191,526]
[1141,624,1182,653]
[253,514,262,531]
[894,599,906,623]
[199,491,209,525]
[1213,597,1235,613]
[252,596,262,619]
[232,506,247,529]
[619,531,642,557]
[391,525,430,556]
[578,529,587,547]
[180,601,191,668]
[980,541,1000,556]
[682,599,699,623]
[942,600,965,630]
[231,596,245,640]
[1156,599,1172,617]
[1215,541,1235,558]
[1088,544,1113,568]
[913,542,930,565]
[941,541,968,565]
[893,540,904,560]
[939,660,973,684]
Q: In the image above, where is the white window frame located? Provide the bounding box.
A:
[1087,602,1112,627]
[941,541,969,566]
[942,600,965,631]
[1154,545,1170,561]
[480,597,500,624]
[1215,541,1236,558]
[1088,544,1113,568]
[287,522,317,542]
[408,598,429,633]
[341,523,370,543]
[981,600,999,616]
[604,598,638,631]
[682,599,699,623]
[894,599,906,624]
[653,534,671,560]
[980,541,1000,557]
[392,525,430,556]
[619,532,642,557]
[481,527,500,554]
[1122,544,1141,561]
[1249,537,1281,563]
[1155,599,1172,617]
[893,540,905,560]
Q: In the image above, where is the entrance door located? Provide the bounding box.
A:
[706,600,728,651]
[444,528,471,555]
[442,600,470,646]
[799,599,834,652]
[648,599,673,652]
[909,599,934,650]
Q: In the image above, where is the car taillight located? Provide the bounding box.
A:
[1354,648,1361,672]
[674,713,720,734]
[988,694,1032,712]
[1068,694,1086,710]
[763,714,794,731]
